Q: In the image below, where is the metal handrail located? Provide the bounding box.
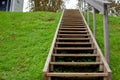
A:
[80,9,111,72]
[80,0,111,64]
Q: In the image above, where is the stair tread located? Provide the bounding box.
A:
[62,23,84,25]
[58,34,90,36]
[47,73,108,77]
[60,28,87,29]
[55,47,96,50]
[56,42,92,44]
[59,31,88,32]
[62,22,84,23]
[52,54,99,57]
[57,38,91,40]
[59,31,88,34]
[62,24,85,26]
[50,62,103,65]
[62,25,85,27]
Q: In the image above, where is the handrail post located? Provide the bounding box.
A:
[87,4,90,26]
[93,7,96,39]
[83,0,86,17]
[80,0,82,11]
[81,0,83,11]
[103,4,110,64]
[80,0,83,11]
[6,0,10,11]
[85,2,87,20]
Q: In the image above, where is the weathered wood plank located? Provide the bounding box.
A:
[60,28,87,30]
[47,73,108,77]
[56,42,92,45]
[59,31,88,33]
[57,38,91,40]
[62,25,85,27]
[52,54,99,57]
[58,34,89,35]
[50,62,103,65]
[54,47,96,50]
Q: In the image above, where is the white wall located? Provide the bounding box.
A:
[10,0,24,12]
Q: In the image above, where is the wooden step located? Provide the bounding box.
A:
[61,25,85,27]
[57,38,91,40]
[56,42,92,45]
[62,21,84,23]
[61,26,86,28]
[50,62,103,65]
[62,19,83,20]
[62,18,82,19]
[59,31,88,33]
[47,73,108,77]
[54,47,96,50]
[58,34,90,37]
[62,24,85,26]
[62,20,83,21]
[52,54,99,57]
[62,18,83,21]
[60,28,87,30]
[62,23,84,25]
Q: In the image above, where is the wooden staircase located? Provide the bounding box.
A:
[43,9,111,80]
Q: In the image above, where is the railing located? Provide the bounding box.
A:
[79,0,111,64]
[42,10,64,80]
[82,10,112,80]
[80,10,112,80]
[79,0,112,79]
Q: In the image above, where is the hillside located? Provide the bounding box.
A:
[0,11,120,80]
[0,12,61,80]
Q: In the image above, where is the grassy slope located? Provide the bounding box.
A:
[89,14,120,80]
[0,11,120,80]
[0,12,61,80]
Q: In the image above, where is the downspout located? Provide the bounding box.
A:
[6,0,9,11]
[11,0,15,11]
[10,0,13,11]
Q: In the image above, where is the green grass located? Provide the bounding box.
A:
[0,12,61,80]
[0,11,120,80]
[88,13,120,80]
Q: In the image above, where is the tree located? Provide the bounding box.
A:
[28,0,65,12]
[108,0,120,16]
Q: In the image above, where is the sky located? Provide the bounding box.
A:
[23,0,29,12]
[23,0,78,12]
[64,0,78,9]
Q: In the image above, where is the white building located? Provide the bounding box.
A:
[0,0,24,12]
[10,0,24,12]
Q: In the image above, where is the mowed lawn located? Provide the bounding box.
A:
[89,13,120,80]
[0,11,120,80]
[0,12,61,80]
